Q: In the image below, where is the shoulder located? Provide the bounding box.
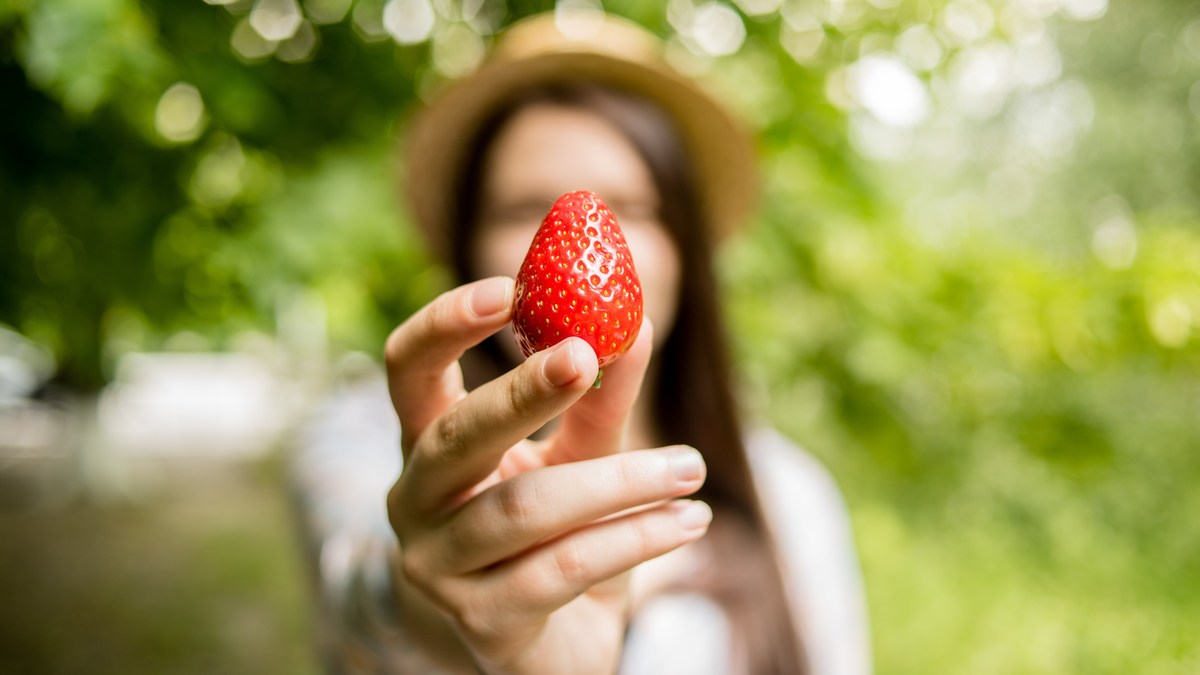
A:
[745,427,847,522]
[743,426,859,596]
[745,428,860,565]
[744,426,874,675]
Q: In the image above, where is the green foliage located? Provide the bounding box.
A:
[2,0,1198,673]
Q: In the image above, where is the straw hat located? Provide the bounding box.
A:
[403,11,758,261]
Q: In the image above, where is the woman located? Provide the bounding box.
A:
[292,12,870,675]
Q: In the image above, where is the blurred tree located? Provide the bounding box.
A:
[1,0,437,389]
[1,0,1198,672]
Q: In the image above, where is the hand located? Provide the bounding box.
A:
[384,276,711,675]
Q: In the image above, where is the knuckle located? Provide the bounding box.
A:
[426,289,462,333]
[496,482,537,529]
[551,538,590,587]
[431,411,468,458]
[398,549,431,591]
[454,600,503,644]
[504,371,536,417]
[628,515,657,557]
[384,289,459,366]
[442,516,480,563]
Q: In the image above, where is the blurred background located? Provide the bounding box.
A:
[2,0,1198,672]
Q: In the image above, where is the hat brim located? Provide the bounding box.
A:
[403,13,758,262]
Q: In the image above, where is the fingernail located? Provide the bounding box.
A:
[469,278,511,318]
[669,447,704,484]
[673,500,713,533]
[542,339,583,387]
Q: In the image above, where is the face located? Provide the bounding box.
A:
[470,103,682,358]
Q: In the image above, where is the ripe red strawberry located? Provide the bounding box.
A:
[512,191,643,373]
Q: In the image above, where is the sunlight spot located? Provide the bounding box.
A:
[941,0,994,46]
[432,22,485,77]
[689,3,746,56]
[848,54,930,127]
[896,24,943,71]
[948,42,1014,118]
[155,83,207,144]
[1012,38,1061,88]
[232,17,279,60]
[352,0,390,41]
[384,0,436,45]
[277,20,319,62]
[781,21,825,63]
[250,0,303,42]
[1149,296,1192,348]
[1090,196,1138,270]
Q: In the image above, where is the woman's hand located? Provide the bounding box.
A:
[384,276,710,675]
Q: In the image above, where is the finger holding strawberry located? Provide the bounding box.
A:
[382,192,708,675]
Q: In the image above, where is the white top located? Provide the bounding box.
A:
[290,372,872,675]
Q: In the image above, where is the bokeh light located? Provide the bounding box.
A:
[848,54,930,127]
[231,16,279,59]
[895,24,944,71]
[669,0,746,57]
[431,21,485,77]
[276,19,319,62]
[1089,196,1138,270]
[351,0,390,41]
[250,0,303,42]
[383,0,436,44]
[303,0,352,24]
[154,82,207,144]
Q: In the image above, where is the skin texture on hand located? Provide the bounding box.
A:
[384,276,711,675]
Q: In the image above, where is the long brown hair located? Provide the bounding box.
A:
[449,84,808,675]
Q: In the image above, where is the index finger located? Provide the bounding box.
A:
[385,277,514,455]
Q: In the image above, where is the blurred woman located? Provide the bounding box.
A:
[292,12,870,675]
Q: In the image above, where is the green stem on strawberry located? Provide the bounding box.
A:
[592,369,603,389]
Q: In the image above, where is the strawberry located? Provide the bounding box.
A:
[512,191,643,377]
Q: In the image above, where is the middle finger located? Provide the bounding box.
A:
[434,445,706,573]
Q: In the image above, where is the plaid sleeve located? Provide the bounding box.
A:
[288,371,454,674]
